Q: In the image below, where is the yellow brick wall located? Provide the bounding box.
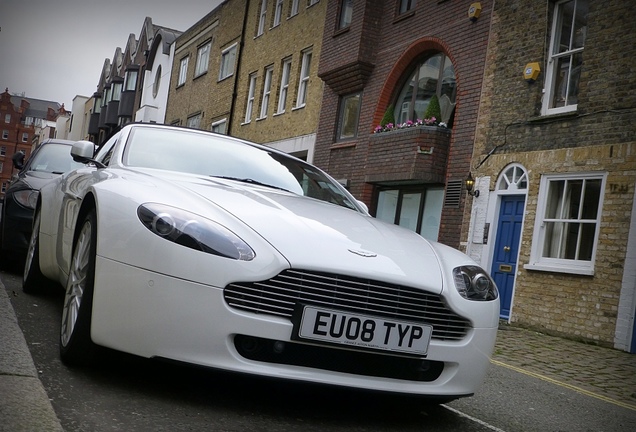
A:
[230,0,326,144]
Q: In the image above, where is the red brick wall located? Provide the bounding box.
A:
[314,0,493,248]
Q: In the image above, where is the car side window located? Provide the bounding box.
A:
[94,133,120,166]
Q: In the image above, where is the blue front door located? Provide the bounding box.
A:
[491,195,525,319]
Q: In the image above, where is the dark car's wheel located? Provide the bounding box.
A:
[60,209,98,366]
[22,209,48,293]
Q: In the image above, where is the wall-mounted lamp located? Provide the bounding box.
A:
[465,172,480,197]
[468,2,482,22]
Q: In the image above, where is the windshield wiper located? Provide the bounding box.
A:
[210,176,292,193]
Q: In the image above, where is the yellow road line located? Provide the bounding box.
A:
[490,358,636,412]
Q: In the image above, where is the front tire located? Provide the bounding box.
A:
[23,209,48,293]
[60,209,98,366]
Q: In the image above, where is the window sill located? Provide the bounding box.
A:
[193,72,207,81]
[292,104,306,111]
[523,262,594,276]
[393,10,415,24]
[528,110,578,123]
[333,27,350,37]
[330,141,357,150]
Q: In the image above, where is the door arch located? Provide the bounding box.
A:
[491,164,528,319]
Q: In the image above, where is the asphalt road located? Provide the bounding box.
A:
[2,268,634,432]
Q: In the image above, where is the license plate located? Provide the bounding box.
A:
[295,306,432,355]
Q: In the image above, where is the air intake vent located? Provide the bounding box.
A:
[444,179,463,207]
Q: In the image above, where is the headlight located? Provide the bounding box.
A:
[453,266,498,301]
[12,189,39,209]
[137,203,255,261]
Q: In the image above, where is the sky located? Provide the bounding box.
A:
[0,0,223,109]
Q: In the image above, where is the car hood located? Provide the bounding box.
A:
[9,171,60,191]
[177,177,443,293]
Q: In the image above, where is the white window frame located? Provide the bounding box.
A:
[273,0,284,27]
[245,73,257,123]
[178,57,189,86]
[257,0,267,36]
[276,59,292,114]
[195,41,211,77]
[21,132,28,142]
[2,130,8,140]
[0,146,5,156]
[4,114,10,123]
[309,0,320,6]
[290,0,300,16]
[186,113,202,129]
[211,119,227,134]
[295,49,312,108]
[259,66,274,119]
[219,43,237,81]
[526,172,606,276]
[542,0,587,116]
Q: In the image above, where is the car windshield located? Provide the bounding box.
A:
[123,127,359,210]
[28,143,85,174]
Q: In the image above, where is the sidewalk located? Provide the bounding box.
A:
[0,280,63,432]
[492,322,636,410]
[1,275,634,432]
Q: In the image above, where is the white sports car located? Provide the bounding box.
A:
[25,123,499,400]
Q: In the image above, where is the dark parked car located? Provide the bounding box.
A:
[0,138,90,267]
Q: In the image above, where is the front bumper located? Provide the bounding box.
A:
[0,194,34,256]
[90,256,499,397]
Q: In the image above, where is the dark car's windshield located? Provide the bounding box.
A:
[28,143,84,174]
[123,127,359,210]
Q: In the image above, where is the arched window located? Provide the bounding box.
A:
[497,164,528,192]
[394,53,456,126]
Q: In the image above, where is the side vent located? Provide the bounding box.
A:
[444,180,463,207]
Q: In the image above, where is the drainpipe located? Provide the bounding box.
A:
[226,0,250,134]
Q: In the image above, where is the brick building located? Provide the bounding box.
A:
[313,0,493,247]
[229,0,327,161]
[463,0,636,352]
[165,1,246,136]
[0,88,64,198]
[88,18,182,144]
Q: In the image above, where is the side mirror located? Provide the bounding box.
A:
[71,140,97,163]
[12,151,25,170]
[356,200,369,214]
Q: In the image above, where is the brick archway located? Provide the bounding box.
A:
[372,37,455,131]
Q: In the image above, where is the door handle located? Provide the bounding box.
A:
[503,246,511,252]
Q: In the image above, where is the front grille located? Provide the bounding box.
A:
[224,269,470,341]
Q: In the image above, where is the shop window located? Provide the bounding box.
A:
[376,186,443,241]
